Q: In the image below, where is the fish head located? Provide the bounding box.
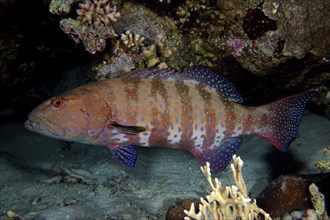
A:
[25,91,91,142]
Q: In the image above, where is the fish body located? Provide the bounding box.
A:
[25,66,315,172]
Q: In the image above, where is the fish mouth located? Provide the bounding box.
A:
[24,118,65,137]
[24,120,34,131]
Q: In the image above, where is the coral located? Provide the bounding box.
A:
[141,45,160,67]
[315,146,330,172]
[120,30,145,52]
[175,0,225,38]
[141,37,176,68]
[50,0,121,54]
[49,0,81,15]
[221,2,286,75]
[225,38,245,57]
[112,2,169,47]
[184,155,271,220]
[263,0,330,58]
[60,18,117,54]
[211,1,286,75]
[76,0,121,26]
[309,183,328,219]
[190,39,219,67]
[235,31,285,75]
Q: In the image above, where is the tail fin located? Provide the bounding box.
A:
[256,91,316,152]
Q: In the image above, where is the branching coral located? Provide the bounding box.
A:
[141,36,176,68]
[50,0,121,54]
[76,0,120,26]
[120,30,145,52]
[184,155,271,220]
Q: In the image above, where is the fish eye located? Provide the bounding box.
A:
[51,98,64,108]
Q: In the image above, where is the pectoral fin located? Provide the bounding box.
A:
[107,144,137,167]
[190,137,242,172]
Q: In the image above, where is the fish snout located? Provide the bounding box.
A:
[24,119,39,131]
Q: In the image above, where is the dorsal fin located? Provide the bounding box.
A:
[124,65,243,103]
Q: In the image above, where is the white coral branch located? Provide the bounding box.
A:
[184,155,272,220]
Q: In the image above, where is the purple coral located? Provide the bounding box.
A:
[225,38,245,57]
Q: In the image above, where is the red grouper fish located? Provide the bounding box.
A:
[25,65,316,172]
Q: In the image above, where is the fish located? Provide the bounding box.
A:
[24,65,316,172]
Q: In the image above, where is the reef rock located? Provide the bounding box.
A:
[256,173,330,218]
[263,0,330,59]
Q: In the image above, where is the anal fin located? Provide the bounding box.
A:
[190,137,242,172]
[107,144,137,167]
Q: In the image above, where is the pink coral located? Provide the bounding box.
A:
[225,38,245,57]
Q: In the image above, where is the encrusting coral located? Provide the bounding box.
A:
[184,155,271,220]
[60,18,117,54]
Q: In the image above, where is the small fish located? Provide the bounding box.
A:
[25,65,315,172]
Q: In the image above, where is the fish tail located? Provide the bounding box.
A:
[254,91,316,151]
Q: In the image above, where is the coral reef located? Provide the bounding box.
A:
[209,0,286,75]
[112,2,191,67]
[263,0,330,59]
[217,0,330,75]
[50,0,330,77]
[46,0,330,117]
[243,3,277,41]
[60,18,117,54]
[52,0,121,54]
[184,155,271,220]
